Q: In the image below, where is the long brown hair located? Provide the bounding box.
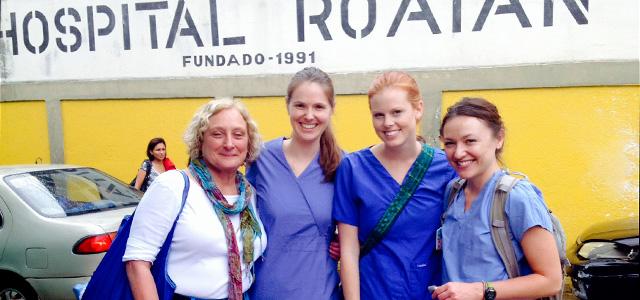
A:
[286,67,342,182]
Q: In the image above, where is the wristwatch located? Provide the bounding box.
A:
[483,281,496,300]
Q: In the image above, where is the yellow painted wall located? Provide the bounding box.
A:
[61,98,211,181]
[242,95,379,152]
[5,87,637,245]
[61,95,379,183]
[442,86,640,243]
[0,101,50,165]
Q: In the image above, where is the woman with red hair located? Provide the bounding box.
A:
[334,71,455,299]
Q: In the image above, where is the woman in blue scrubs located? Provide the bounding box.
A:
[434,97,562,299]
[248,67,342,299]
[334,71,456,299]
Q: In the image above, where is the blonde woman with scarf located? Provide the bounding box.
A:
[124,98,267,300]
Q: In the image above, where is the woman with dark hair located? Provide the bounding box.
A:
[334,71,455,299]
[248,67,342,299]
[133,137,176,191]
[433,97,561,299]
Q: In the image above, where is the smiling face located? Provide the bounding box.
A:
[287,81,333,144]
[150,143,166,161]
[201,108,249,176]
[369,87,423,149]
[440,115,504,185]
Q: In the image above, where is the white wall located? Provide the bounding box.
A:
[1,0,637,82]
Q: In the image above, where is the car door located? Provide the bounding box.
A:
[0,193,12,260]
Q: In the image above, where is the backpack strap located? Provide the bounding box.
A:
[490,174,521,278]
[359,144,434,258]
[491,172,566,300]
[441,178,466,226]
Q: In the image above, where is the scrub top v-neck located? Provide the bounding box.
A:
[441,170,554,283]
[333,146,456,299]
[247,138,339,299]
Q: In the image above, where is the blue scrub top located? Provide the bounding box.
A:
[333,146,456,300]
[247,138,339,300]
[441,170,554,283]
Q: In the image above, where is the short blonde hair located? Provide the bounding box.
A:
[184,98,261,163]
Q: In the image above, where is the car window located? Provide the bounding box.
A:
[7,175,66,217]
[5,168,142,218]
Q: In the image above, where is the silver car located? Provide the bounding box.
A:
[0,165,141,300]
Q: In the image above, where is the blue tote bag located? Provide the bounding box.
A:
[82,171,190,300]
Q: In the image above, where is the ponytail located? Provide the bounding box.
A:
[319,125,342,182]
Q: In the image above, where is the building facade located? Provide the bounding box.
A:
[1,0,638,242]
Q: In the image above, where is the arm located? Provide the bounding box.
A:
[338,222,360,300]
[125,260,159,300]
[434,226,561,300]
[133,168,146,190]
[491,226,562,298]
[123,173,184,298]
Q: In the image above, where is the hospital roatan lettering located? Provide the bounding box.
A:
[0,0,588,55]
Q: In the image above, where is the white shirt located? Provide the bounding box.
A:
[123,170,267,299]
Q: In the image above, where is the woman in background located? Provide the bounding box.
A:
[248,67,342,299]
[133,137,176,191]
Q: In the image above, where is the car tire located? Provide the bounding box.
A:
[0,277,38,300]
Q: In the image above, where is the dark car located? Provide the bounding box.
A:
[567,215,639,299]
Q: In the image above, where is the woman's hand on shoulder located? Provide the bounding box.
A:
[432,282,483,300]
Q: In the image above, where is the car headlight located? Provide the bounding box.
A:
[577,241,633,260]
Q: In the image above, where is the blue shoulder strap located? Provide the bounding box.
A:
[163,170,190,246]
[156,170,190,295]
[81,170,191,300]
[176,170,190,215]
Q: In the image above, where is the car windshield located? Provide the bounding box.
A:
[5,167,141,218]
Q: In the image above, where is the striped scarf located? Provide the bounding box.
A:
[188,158,262,300]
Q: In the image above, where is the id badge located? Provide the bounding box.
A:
[435,227,443,251]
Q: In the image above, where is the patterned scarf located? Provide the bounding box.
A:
[188,158,262,300]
